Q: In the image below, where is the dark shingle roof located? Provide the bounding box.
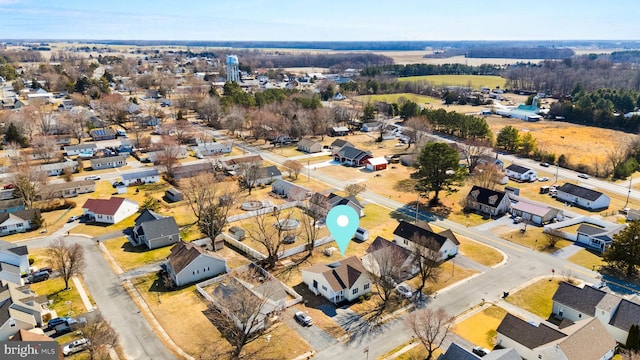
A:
[0,298,11,328]
[467,185,507,208]
[557,183,604,201]
[393,221,451,250]
[256,165,282,179]
[6,245,28,256]
[167,241,223,275]
[330,139,352,148]
[609,299,640,331]
[303,256,367,292]
[551,282,606,316]
[366,236,411,258]
[497,313,565,349]
[506,164,531,174]
[438,343,480,360]
[0,209,40,224]
[576,224,606,236]
[327,193,363,210]
[336,145,370,160]
[136,216,180,241]
[134,209,165,225]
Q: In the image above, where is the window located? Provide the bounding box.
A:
[192,271,195,275]
[364,284,370,290]
[0,226,6,231]
[16,223,23,227]
[352,288,358,295]
[403,239,408,245]
[322,285,327,291]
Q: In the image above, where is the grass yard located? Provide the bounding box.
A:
[355,93,440,106]
[567,249,604,271]
[505,279,561,319]
[102,236,172,272]
[30,277,87,318]
[406,260,479,294]
[71,213,137,237]
[457,236,504,267]
[499,226,572,253]
[453,305,507,349]
[397,75,507,89]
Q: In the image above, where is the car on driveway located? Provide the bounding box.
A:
[472,346,491,357]
[540,162,550,167]
[578,173,590,179]
[538,177,549,182]
[67,215,81,223]
[395,284,413,298]
[294,311,313,326]
[62,338,89,356]
[47,317,72,329]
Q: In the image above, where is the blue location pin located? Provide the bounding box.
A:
[326,205,360,256]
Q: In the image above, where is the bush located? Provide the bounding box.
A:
[364,292,372,300]
[28,258,35,265]
[39,199,76,212]
[358,295,365,303]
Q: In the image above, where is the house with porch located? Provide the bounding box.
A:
[464,186,510,217]
[333,145,372,167]
[393,221,459,261]
[164,240,228,287]
[302,256,371,304]
[556,183,610,211]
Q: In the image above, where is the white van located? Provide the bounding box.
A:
[354,227,369,241]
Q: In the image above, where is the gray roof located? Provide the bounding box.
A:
[256,165,282,179]
[64,143,97,151]
[497,313,565,349]
[90,155,126,165]
[298,139,320,148]
[551,282,607,316]
[122,168,159,181]
[135,209,165,226]
[576,224,606,236]
[135,216,180,241]
[0,209,40,225]
[557,183,604,201]
[609,299,640,331]
[467,186,508,208]
[506,164,531,174]
[484,348,522,360]
[335,145,370,160]
[330,139,352,148]
[327,193,363,210]
[438,343,481,360]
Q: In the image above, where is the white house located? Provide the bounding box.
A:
[0,298,36,341]
[360,122,383,132]
[164,241,228,287]
[63,143,97,157]
[393,221,459,261]
[82,197,139,224]
[0,210,40,237]
[192,141,233,157]
[271,180,311,201]
[302,256,371,304]
[121,168,160,186]
[556,183,610,211]
[90,155,127,170]
[505,164,537,182]
[0,240,29,275]
[465,186,511,217]
[38,160,78,177]
[252,165,283,186]
[297,139,323,153]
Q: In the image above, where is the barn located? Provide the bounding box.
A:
[365,157,388,171]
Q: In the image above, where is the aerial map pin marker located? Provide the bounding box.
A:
[326,205,360,256]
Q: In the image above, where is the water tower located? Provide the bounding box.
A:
[226,55,240,83]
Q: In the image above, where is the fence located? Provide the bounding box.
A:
[278,236,334,259]
[221,233,267,261]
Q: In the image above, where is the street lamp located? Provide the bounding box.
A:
[625,174,633,209]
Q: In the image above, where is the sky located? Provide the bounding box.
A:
[1,0,639,42]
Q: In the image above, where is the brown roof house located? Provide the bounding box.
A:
[82,197,138,224]
[301,256,371,304]
[9,329,63,360]
[164,241,228,288]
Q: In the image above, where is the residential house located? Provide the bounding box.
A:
[271,180,312,201]
[328,126,350,137]
[438,343,521,360]
[90,128,117,141]
[330,139,353,153]
[63,143,97,157]
[43,180,95,199]
[192,141,233,157]
[0,240,29,275]
[9,329,63,360]
[365,157,388,171]
[164,240,228,287]
[0,210,41,237]
[0,282,52,328]
[90,155,127,170]
[556,183,610,211]
[360,122,383,132]
[0,199,25,214]
[309,192,365,219]
[496,313,615,360]
[393,221,459,261]
[297,139,323,154]
[121,168,160,186]
[0,291,37,340]
[131,210,180,249]
[333,145,372,167]
[505,164,537,182]
[575,223,624,251]
[218,154,263,173]
[82,197,139,224]
[171,162,216,180]
[165,188,184,202]
[38,160,78,177]
[253,166,283,186]
[362,236,415,281]
[302,256,372,304]
[510,199,562,225]
[465,186,511,217]
[146,145,189,163]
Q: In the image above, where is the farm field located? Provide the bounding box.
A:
[355,93,440,106]
[397,75,507,89]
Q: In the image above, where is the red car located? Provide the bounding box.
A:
[3,184,14,189]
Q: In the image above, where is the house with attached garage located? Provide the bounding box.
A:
[505,164,537,182]
[82,197,138,224]
[556,183,610,211]
[90,155,127,170]
[393,220,459,261]
[464,185,511,217]
[0,210,41,237]
[333,145,372,167]
[302,256,372,304]
[330,139,353,153]
[164,240,228,287]
[131,210,180,249]
[510,199,563,225]
[297,139,323,154]
[121,168,160,186]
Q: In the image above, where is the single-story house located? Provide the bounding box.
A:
[218,154,263,173]
[333,145,372,167]
[328,126,350,137]
[0,210,41,237]
[505,164,537,182]
[302,256,372,304]
[309,192,365,218]
[253,165,283,186]
[330,139,353,153]
[0,199,25,214]
[510,199,562,225]
[365,157,388,171]
[121,168,160,186]
[131,210,181,249]
[575,223,624,251]
[271,180,311,201]
[439,343,521,360]
[165,188,184,202]
[90,155,127,170]
[146,146,189,163]
[393,221,459,261]
[465,186,511,217]
[192,141,233,156]
[90,128,117,141]
[496,312,615,360]
[38,160,78,177]
[0,240,29,275]
[82,197,138,224]
[556,183,610,211]
[44,180,96,199]
[63,143,97,157]
[164,241,228,287]
[297,139,323,154]
[171,162,216,180]
[360,122,383,132]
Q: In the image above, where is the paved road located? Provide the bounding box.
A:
[19,236,177,360]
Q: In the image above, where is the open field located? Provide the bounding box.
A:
[453,305,507,349]
[505,278,561,318]
[397,75,507,89]
[355,93,441,106]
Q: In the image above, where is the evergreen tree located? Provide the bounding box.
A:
[4,122,27,147]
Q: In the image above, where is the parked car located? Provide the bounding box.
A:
[67,215,80,223]
[472,346,491,357]
[540,162,550,167]
[578,173,590,179]
[30,270,49,283]
[62,338,90,356]
[85,175,101,180]
[395,284,413,298]
[47,317,72,329]
[36,266,52,274]
[513,216,523,224]
[538,177,549,182]
[294,311,313,326]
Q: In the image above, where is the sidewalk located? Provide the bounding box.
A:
[72,276,95,312]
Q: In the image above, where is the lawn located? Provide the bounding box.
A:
[406,260,479,294]
[355,93,440,106]
[102,236,172,272]
[505,279,561,319]
[30,277,88,318]
[71,213,137,237]
[499,226,572,253]
[453,305,507,349]
[397,75,507,89]
[567,249,604,271]
[457,236,504,267]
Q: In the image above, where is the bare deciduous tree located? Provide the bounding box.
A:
[246,207,295,269]
[411,235,442,299]
[81,312,119,360]
[344,183,366,197]
[459,139,492,173]
[183,173,238,238]
[197,96,223,128]
[406,308,454,360]
[300,203,323,257]
[403,116,432,149]
[11,160,46,210]
[239,162,261,195]
[544,228,565,249]
[363,245,408,308]
[283,160,303,180]
[97,93,128,127]
[47,238,86,290]
[30,135,60,164]
[155,136,182,177]
[470,163,504,190]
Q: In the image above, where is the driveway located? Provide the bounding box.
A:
[282,308,338,351]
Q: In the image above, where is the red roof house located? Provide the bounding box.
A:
[82,197,139,224]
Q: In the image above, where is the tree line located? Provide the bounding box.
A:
[465,47,574,59]
[361,63,502,77]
